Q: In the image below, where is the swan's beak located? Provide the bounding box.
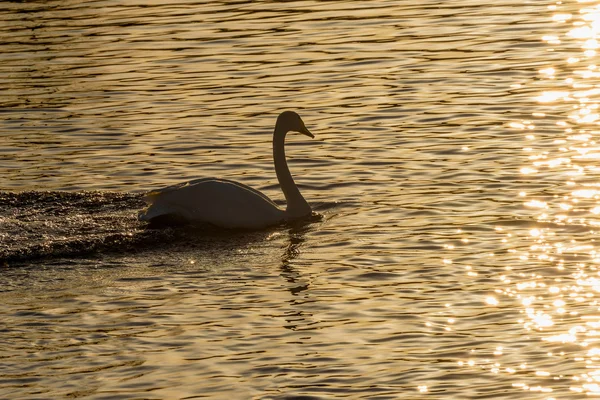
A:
[299,125,314,139]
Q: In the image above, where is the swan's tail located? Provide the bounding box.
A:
[138,191,167,221]
[138,194,188,226]
[141,190,162,204]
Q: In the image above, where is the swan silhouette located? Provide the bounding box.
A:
[138,111,315,229]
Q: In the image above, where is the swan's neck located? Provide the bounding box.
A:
[273,128,311,218]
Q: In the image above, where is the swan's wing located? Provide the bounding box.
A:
[143,177,215,202]
[139,178,284,229]
[143,178,277,206]
[207,178,278,206]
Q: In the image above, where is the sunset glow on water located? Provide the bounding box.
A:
[2,1,600,398]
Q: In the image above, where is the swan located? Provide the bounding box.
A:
[138,111,315,229]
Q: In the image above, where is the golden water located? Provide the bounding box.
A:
[2,0,600,398]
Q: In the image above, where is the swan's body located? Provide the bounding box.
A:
[139,111,315,229]
[139,177,286,228]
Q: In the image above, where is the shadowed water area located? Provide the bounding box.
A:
[2,0,600,398]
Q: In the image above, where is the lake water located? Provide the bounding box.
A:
[2,0,600,398]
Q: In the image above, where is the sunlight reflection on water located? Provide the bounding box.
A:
[492,1,600,397]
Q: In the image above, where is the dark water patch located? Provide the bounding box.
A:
[355,271,400,281]
[0,190,143,209]
[0,190,147,265]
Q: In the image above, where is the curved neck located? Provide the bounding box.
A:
[273,128,311,218]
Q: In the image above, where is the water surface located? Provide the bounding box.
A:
[2,0,599,398]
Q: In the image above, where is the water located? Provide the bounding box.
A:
[1,0,599,398]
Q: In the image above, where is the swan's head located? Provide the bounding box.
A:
[276,111,314,138]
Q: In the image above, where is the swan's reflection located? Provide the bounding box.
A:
[279,221,315,331]
[280,222,311,296]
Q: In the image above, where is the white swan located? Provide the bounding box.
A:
[138,111,315,229]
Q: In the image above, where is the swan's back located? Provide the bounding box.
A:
[139,178,286,229]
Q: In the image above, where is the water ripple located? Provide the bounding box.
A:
[1,0,593,398]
